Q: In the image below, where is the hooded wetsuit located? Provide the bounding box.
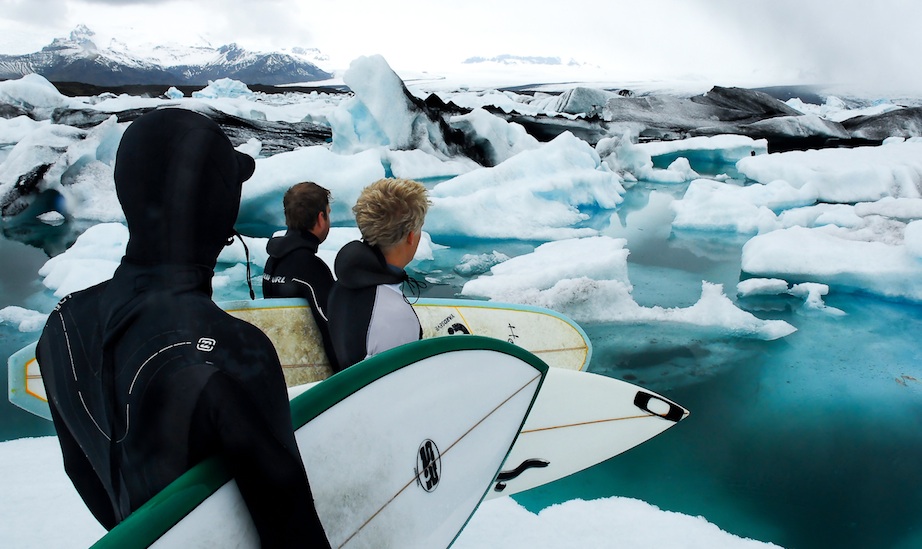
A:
[326,240,422,369]
[262,230,338,370]
[36,109,330,548]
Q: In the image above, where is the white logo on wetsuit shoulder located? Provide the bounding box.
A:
[196,338,216,352]
[262,274,286,284]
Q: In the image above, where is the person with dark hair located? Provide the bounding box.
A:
[36,108,331,548]
[327,178,430,370]
[262,181,338,370]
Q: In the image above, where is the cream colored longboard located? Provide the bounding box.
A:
[222,297,591,387]
[9,298,589,420]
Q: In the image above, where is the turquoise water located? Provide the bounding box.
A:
[4,181,922,548]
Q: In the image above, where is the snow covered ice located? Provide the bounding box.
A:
[3,53,922,548]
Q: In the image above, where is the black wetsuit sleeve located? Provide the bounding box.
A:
[192,371,331,549]
[47,404,118,529]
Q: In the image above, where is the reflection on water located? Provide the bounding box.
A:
[4,180,922,548]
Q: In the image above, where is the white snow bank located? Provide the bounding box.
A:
[0,436,781,549]
[454,494,782,549]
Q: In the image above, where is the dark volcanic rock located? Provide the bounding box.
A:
[50,106,169,128]
[202,108,332,155]
[46,105,332,154]
[1,164,53,217]
[0,103,33,120]
[690,86,803,120]
[841,106,922,140]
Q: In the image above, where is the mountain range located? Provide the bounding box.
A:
[0,25,333,86]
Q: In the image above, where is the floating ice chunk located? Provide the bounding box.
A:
[789,282,846,315]
[0,305,48,332]
[0,74,74,119]
[1,114,125,221]
[596,132,651,182]
[644,157,700,184]
[737,278,790,297]
[236,138,262,159]
[659,282,797,340]
[386,149,479,180]
[737,141,922,203]
[635,135,768,164]
[38,223,127,296]
[191,78,254,99]
[854,196,922,221]
[37,211,65,226]
[454,251,510,277]
[448,107,541,165]
[904,220,922,258]
[413,232,440,262]
[778,203,863,229]
[165,86,184,99]
[785,96,900,123]
[217,234,269,268]
[332,55,455,158]
[462,237,631,297]
[672,179,817,234]
[462,237,794,339]
[237,146,386,228]
[0,115,47,146]
[742,225,922,301]
[428,132,624,240]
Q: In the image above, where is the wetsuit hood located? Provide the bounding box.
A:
[333,240,407,290]
[114,108,255,269]
[266,230,320,260]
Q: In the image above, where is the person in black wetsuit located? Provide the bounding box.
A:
[327,178,430,369]
[36,108,331,548]
[262,182,338,370]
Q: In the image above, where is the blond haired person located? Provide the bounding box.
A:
[327,178,430,369]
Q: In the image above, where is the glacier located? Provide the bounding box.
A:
[3,52,922,548]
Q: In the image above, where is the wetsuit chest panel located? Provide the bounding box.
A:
[365,285,421,359]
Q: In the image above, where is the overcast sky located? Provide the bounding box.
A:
[1,0,919,92]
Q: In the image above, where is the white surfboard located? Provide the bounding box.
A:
[286,368,689,501]
[9,297,590,420]
[91,336,547,548]
[486,368,689,498]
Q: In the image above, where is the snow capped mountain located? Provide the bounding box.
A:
[0,25,332,86]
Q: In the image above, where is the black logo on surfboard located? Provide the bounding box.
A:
[415,439,441,492]
[447,323,469,335]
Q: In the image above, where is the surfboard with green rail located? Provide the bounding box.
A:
[90,335,547,548]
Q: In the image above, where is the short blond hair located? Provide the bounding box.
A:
[353,178,429,251]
